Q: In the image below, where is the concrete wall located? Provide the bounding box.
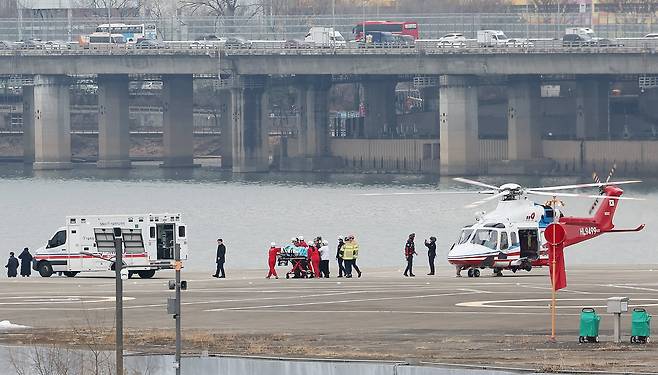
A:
[329,138,658,175]
[329,138,508,173]
[329,139,439,172]
[542,140,658,174]
[124,355,538,375]
[5,52,658,76]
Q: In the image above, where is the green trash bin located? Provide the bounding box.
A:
[631,308,651,344]
[579,308,601,343]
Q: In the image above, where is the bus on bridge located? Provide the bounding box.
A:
[353,21,419,41]
[95,23,157,43]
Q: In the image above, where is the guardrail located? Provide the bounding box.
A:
[2,38,658,56]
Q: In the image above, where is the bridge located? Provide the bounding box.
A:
[3,42,658,173]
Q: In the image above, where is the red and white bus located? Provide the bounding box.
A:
[353,21,419,41]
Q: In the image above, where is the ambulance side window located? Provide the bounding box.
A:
[47,230,67,248]
[178,226,186,238]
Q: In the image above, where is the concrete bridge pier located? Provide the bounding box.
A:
[22,85,35,164]
[97,75,131,168]
[161,74,195,168]
[32,75,72,170]
[576,77,610,140]
[362,76,397,138]
[507,78,543,161]
[231,75,270,173]
[218,89,233,169]
[439,75,479,175]
[280,76,338,171]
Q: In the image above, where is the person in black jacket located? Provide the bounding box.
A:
[336,237,345,277]
[213,238,226,278]
[5,252,19,277]
[424,236,437,275]
[404,233,417,277]
[18,248,33,277]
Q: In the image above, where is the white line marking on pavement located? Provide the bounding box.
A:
[237,309,583,317]
[456,298,658,309]
[205,291,480,312]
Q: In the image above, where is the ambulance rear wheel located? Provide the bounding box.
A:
[38,262,53,278]
[63,271,78,278]
[137,270,156,279]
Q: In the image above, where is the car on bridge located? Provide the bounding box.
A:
[437,32,467,47]
[0,41,15,50]
[135,39,166,49]
[224,37,251,49]
[562,33,619,47]
[43,40,69,50]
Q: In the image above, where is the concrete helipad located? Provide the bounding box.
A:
[2,265,657,338]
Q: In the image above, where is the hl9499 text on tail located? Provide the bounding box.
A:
[33,213,188,278]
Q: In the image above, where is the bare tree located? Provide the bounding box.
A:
[179,0,262,18]
[72,0,143,17]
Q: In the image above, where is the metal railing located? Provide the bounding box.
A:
[1,12,658,42]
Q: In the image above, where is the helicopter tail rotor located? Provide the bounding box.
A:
[588,163,616,215]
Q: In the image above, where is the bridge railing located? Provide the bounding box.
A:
[1,12,658,42]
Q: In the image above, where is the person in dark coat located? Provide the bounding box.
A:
[404,233,417,277]
[19,247,33,277]
[336,237,345,278]
[213,238,226,278]
[5,252,19,277]
[424,237,437,275]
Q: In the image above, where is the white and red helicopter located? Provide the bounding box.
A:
[447,176,645,277]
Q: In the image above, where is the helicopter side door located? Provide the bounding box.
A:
[518,228,539,260]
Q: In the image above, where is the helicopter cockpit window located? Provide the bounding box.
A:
[457,229,474,244]
[471,229,498,250]
[510,232,519,247]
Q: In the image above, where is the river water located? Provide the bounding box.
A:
[0,162,656,275]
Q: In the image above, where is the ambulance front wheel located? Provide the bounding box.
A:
[37,261,54,278]
[137,270,156,279]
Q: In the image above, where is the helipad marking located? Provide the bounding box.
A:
[606,284,658,292]
[456,298,658,309]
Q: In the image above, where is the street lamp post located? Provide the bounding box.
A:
[106,0,112,44]
[113,227,124,375]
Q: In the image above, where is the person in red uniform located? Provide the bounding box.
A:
[298,235,308,248]
[308,243,321,278]
[267,242,281,279]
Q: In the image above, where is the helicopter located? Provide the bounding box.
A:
[447,176,645,278]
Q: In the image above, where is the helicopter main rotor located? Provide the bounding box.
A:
[453,177,642,208]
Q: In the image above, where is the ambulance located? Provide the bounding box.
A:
[33,213,188,278]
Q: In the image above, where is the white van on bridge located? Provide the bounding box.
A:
[33,213,188,278]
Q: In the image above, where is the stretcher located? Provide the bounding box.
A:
[278,246,313,279]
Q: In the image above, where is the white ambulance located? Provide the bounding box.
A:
[33,213,188,278]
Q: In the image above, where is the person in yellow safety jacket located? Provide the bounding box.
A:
[341,237,355,278]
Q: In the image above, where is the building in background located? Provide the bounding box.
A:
[10,0,140,18]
